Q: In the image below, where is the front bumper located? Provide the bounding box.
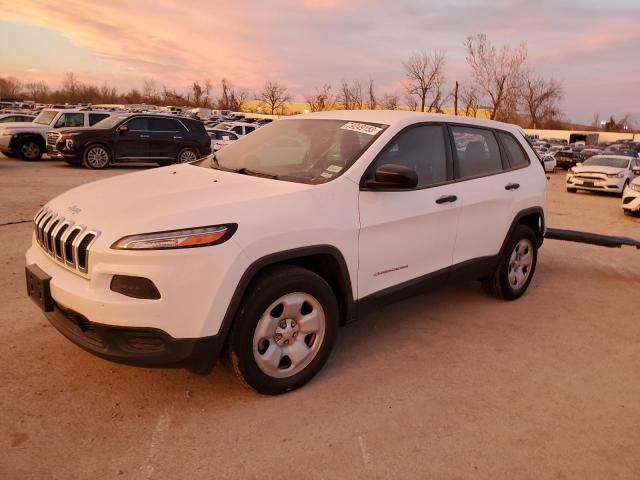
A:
[622,188,640,211]
[44,301,223,372]
[566,176,625,193]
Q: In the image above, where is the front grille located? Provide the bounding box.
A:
[33,207,100,274]
[46,131,61,152]
[574,175,605,181]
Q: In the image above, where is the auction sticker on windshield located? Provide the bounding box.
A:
[341,122,383,135]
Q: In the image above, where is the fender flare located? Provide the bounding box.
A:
[498,206,546,257]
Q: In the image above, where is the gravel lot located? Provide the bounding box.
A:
[1,155,639,479]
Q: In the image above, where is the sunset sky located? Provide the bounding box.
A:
[1,0,638,124]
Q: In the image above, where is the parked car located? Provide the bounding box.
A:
[207,128,239,151]
[622,176,640,216]
[567,155,640,196]
[554,150,577,169]
[26,111,547,394]
[541,154,557,173]
[0,109,112,160]
[54,114,212,168]
[0,113,35,123]
[216,121,257,136]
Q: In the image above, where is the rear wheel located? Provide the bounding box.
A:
[483,225,538,300]
[83,145,111,169]
[228,265,338,395]
[176,148,198,163]
[17,138,43,161]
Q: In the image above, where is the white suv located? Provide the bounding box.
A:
[25,111,547,394]
[0,109,112,160]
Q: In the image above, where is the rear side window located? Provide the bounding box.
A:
[371,125,448,187]
[89,113,109,126]
[149,118,181,131]
[498,132,529,168]
[451,126,503,179]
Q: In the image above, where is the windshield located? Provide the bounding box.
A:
[33,110,58,125]
[195,119,387,184]
[582,156,629,169]
[93,114,128,129]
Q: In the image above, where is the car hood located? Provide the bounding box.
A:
[572,165,625,175]
[0,122,49,133]
[43,163,314,245]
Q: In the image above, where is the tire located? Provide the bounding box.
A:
[482,225,538,301]
[83,144,111,169]
[176,147,199,164]
[567,187,577,193]
[228,264,339,395]
[17,137,43,161]
[623,209,633,217]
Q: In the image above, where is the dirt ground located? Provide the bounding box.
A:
[1,155,639,480]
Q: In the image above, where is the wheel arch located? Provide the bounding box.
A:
[499,207,545,255]
[12,132,45,149]
[217,245,355,358]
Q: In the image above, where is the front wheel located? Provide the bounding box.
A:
[17,138,43,161]
[228,265,339,395]
[483,225,538,300]
[83,145,111,169]
[176,148,198,163]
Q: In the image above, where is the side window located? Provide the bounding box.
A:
[149,118,180,131]
[451,126,503,179]
[231,126,242,135]
[89,113,109,126]
[370,125,448,188]
[55,113,84,128]
[228,132,239,140]
[245,126,255,134]
[1,116,15,122]
[125,117,149,131]
[497,131,529,169]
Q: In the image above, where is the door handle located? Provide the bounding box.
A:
[173,136,183,139]
[435,195,458,204]
[139,134,150,138]
[505,183,520,191]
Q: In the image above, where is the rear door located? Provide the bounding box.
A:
[148,117,182,159]
[450,125,527,265]
[358,124,460,298]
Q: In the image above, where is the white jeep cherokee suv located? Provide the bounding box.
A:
[25,111,547,394]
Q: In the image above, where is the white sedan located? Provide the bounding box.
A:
[206,129,239,151]
[566,155,640,196]
[622,176,640,216]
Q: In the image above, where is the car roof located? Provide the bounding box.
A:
[294,110,523,133]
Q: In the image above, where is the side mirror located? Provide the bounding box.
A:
[116,124,129,134]
[364,164,418,189]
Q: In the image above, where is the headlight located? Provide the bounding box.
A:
[630,182,640,192]
[607,171,624,178]
[111,224,237,250]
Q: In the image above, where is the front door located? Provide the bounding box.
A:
[358,124,460,299]
[116,117,150,159]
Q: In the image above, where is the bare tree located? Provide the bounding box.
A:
[305,84,336,112]
[403,49,447,112]
[460,84,480,117]
[191,81,204,106]
[62,72,81,103]
[339,80,363,110]
[0,77,22,99]
[453,81,459,116]
[591,112,600,129]
[203,79,213,108]
[465,34,527,121]
[142,78,160,104]
[217,78,248,111]
[522,70,563,128]
[24,81,49,102]
[260,81,291,115]
[367,77,377,110]
[405,93,418,111]
[380,93,400,110]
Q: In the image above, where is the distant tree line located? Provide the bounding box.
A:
[1,33,636,131]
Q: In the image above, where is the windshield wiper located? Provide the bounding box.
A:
[232,167,280,179]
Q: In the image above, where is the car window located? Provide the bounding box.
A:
[149,118,181,132]
[231,126,243,134]
[125,117,150,131]
[245,126,255,134]
[498,132,529,169]
[370,125,448,187]
[54,113,84,128]
[0,116,15,122]
[451,126,503,179]
[88,113,109,126]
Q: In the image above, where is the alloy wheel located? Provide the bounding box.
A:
[86,146,109,168]
[508,238,533,289]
